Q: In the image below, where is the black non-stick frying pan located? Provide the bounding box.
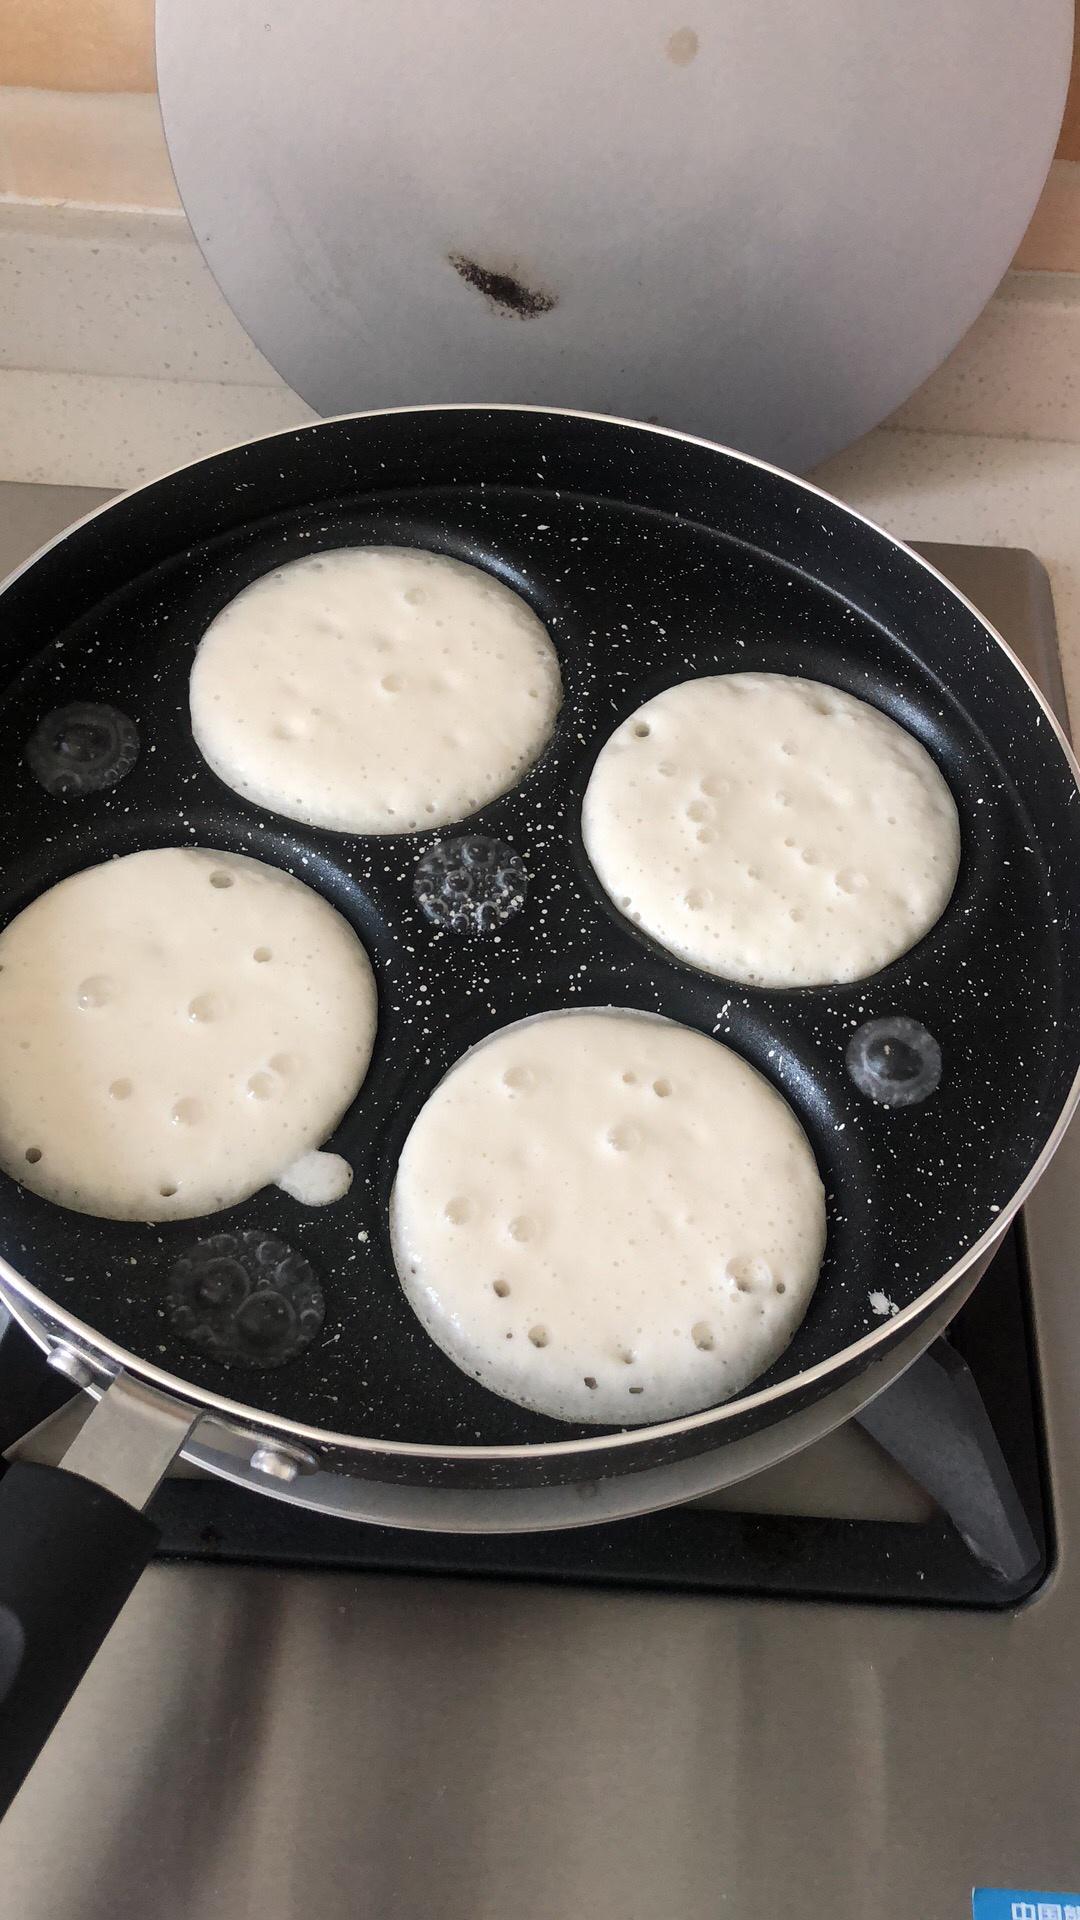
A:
[1,406,1079,1812]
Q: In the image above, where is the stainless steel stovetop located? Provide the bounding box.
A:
[0,484,1077,1919]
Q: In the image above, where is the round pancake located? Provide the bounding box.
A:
[0,848,377,1221]
[390,1009,826,1425]
[189,546,562,833]
[582,673,961,988]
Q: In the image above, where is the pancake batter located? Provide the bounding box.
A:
[582,673,961,988]
[190,546,562,833]
[391,1008,826,1424]
[0,847,377,1221]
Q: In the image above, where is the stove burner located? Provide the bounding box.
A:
[24,701,140,796]
[413,834,528,936]
[165,1230,324,1369]
[846,1015,942,1107]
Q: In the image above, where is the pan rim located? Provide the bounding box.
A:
[1,400,1078,1465]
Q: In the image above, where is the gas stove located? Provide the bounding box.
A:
[0,486,1077,1919]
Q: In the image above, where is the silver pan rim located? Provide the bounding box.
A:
[1,401,1078,1466]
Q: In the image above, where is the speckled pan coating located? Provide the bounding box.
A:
[0,407,1077,1482]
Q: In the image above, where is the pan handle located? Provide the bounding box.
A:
[0,1371,195,1817]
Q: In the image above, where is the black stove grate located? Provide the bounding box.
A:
[0,1224,1050,1609]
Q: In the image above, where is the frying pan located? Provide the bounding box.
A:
[0,405,1078,1814]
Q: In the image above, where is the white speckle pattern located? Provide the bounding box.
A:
[0,848,376,1221]
[583,673,961,987]
[189,546,562,833]
[391,1009,826,1424]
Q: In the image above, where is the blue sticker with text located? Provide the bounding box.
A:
[973,1892,1080,1920]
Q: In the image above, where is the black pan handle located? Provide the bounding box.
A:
[0,1460,158,1816]
[0,1368,194,1818]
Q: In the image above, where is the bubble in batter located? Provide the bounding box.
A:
[189,547,563,834]
[582,673,961,988]
[0,848,377,1221]
[390,1008,826,1425]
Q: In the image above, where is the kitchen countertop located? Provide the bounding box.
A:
[815,425,1080,728]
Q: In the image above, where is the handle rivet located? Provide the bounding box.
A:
[46,1343,94,1390]
[249,1443,316,1483]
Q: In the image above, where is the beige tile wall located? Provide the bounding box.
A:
[1,0,1079,263]
[0,0,154,92]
